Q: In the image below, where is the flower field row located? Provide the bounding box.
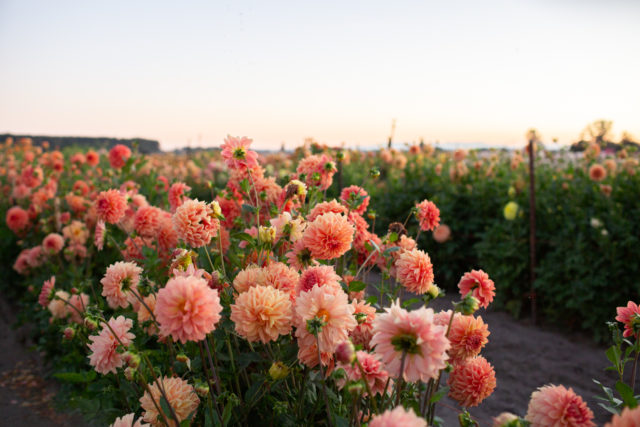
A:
[1,136,639,426]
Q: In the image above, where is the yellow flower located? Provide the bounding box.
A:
[503,201,519,221]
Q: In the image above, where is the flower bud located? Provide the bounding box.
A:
[454,295,480,315]
[269,362,290,381]
[369,167,380,179]
[84,317,98,331]
[258,226,276,244]
[123,352,141,369]
[63,327,75,340]
[176,353,191,369]
[124,367,136,381]
[492,412,520,427]
[335,341,356,365]
[346,382,365,395]
[195,382,210,397]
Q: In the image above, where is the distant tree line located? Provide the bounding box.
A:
[569,120,638,152]
[0,134,160,153]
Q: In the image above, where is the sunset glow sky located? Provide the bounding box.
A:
[1,0,639,151]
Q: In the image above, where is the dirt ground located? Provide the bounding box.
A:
[0,297,85,427]
[0,291,620,427]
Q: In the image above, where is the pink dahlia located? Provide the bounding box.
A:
[220,135,259,170]
[458,269,495,309]
[87,316,135,375]
[616,301,640,338]
[155,276,223,343]
[448,355,496,407]
[296,154,336,190]
[285,240,316,271]
[589,164,607,182]
[233,265,263,293]
[415,199,440,231]
[62,220,89,245]
[302,212,354,260]
[136,293,158,335]
[68,293,89,324]
[139,376,200,426]
[6,206,29,234]
[134,206,163,237]
[95,189,128,224]
[230,285,292,343]
[168,182,191,213]
[48,290,70,319]
[108,144,132,169]
[42,233,65,254]
[86,150,100,166]
[172,199,220,248]
[39,276,55,307]
[340,185,370,215]
[370,300,449,382]
[448,314,490,363]
[526,384,595,427]
[296,265,342,295]
[110,413,149,427]
[395,249,436,295]
[433,224,451,243]
[606,406,640,427]
[493,413,520,427]
[369,406,427,427]
[101,261,143,309]
[294,284,356,365]
[307,200,348,222]
[337,350,391,396]
[349,299,376,350]
[257,262,299,295]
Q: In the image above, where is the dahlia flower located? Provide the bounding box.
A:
[168,182,191,213]
[134,206,163,237]
[369,406,427,427]
[231,285,292,343]
[337,350,391,397]
[448,355,496,407]
[108,144,132,169]
[302,212,354,260]
[42,233,65,254]
[39,276,55,307]
[220,135,259,170]
[433,224,451,243]
[349,299,376,350]
[87,316,135,375]
[447,314,490,363]
[526,384,595,427]
[415,199,440,231]
[458,269,495,309]
[395,249,436,295]
[139,376,200,426]
[110,413,149,427]
[233,265,263,294]
[6,206,29,233]
[340,185,370,215]
[172,199,219,248]
[370,300,449,382]
[493,413,520,427]
[257,262,299,295]
[296,265,342,295]
[95,189,128,224]
[616,301,640,337]
[294,284,356,364]
[307,200,348,222]
[589,164,607,182]
[155,276,223,343]
[606,406,640,427]
[100,261,143,309]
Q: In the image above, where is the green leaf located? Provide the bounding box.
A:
[348,280,367,292]
[241,203,257,214]
[52,371,96,383]
[159,396,174,423]
[389,232,398,243]
[365,295,378,305]
[615,381,638,408]
[402,298,421,308]
[429,386,449,403]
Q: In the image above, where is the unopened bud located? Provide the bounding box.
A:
[369,167,380,179]
[258,226,276,244]
[195,382,210,397]
[124,367,136,381]
[176,353,191,369]
[210,200,222,218]
[70,287,79,294]
[63,327,75,340]
[455,295,480,315]
[492,412,521,427]
[84,318,98,331]
[268,362,290,381]
[123,352,141,369]
[335,341,356,365]
[336,151,345,161]
[346,381,365,395]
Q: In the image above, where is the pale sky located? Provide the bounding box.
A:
[1,0,638,150]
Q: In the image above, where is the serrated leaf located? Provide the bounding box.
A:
[348,280,367,292]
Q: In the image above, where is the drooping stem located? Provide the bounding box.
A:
[395,351,408,406]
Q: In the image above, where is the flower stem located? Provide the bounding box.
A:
[315,334,334,427]
[395,351,408,406]
[355,358,379,414]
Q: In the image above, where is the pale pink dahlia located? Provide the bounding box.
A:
[369,406,427,427]
[448,355,496,407]
[370,300,449,382]
[337,350,391,396]
[220,135,259,170]
[525,385,595,427]
[458,269,495,309]
[416,199,440,231]
[139,376,200,426]
[100,261,143,309]
[95,189,128,224]
[39,276,55,307]
[230,285,292,343]
[87,316,135,375]
[302,212,354,260]
[48,290,70,319]
[155,276,223,343]
[395,249,436,295]
[605,406,640,427]
[110,413,149,427]
[233,265,263,293]
[296,265,342,295]
[172,199,220,248]
[294,284,356,365]
[616,301,640,338]
[257,262,299,295]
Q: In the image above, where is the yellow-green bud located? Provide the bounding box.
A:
[269,362,290,380]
